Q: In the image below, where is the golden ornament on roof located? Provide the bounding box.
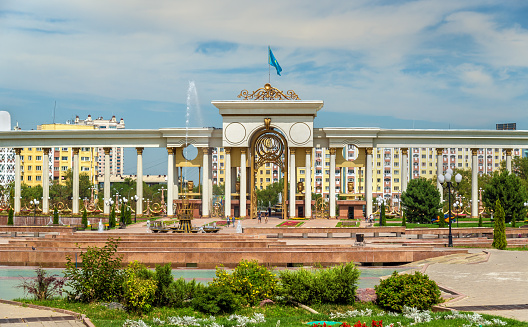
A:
[238,83,300,100]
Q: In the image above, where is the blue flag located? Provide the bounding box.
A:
[268,46,282,76]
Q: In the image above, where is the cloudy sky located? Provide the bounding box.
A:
[2,0,528,174]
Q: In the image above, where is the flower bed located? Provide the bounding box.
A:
[277,220,304,227]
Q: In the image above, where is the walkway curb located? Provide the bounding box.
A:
[0,299,95,327]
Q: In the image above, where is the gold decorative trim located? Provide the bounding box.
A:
[305,148,312,155]
[201,147,209,155]
[238,83,300,100]
[401,148,408,156]
[136,147,144,155]
[225,147,231,154]
[471,148,478,156]
[43,148,50,155]
[72,148,79,155]
[436,148,444,156]
[240,148,247,154]
[167,147,175,155]
[506,148,513,156]
[264,118,271,130]
[104,147,111,155]
[329,148,336,155]
[365,147,373,155]
[15,148,22,155]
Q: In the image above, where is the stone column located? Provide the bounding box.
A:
[136,147,144,216]
[329,148,337,218]
[471,148,478,218]
[289,148,296,218]
[209,149,214,212]
[401,148,408,193]
[42,148,50,214]
[103,148,111,215]
[305,148,312,218]
[240,148,247,218]
[365,147,373,218]
[225,147,231,217]
[72,148,80,215]
[506,149,513,173]
[167,148,175,216]
[202,148,210,217]
[436,148,444,202]
[14,148,22,214]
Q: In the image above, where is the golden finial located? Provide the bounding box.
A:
[238,84,300,100]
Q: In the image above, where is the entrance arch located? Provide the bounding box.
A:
[249,121,288,219]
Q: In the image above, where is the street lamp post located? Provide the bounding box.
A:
[30,199,40,225]
[133,195,139,223]
[437,168,462,247]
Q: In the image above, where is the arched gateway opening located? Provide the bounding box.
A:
[249,118,288,219]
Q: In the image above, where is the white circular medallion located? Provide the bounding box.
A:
[289,122,311,145]
[225,122,246,144]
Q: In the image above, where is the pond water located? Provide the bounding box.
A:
[0,266,409,300]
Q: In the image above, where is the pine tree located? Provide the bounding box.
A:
[109,205,116,228]
[53,207,59,225]
[492,200,507,250]
[438,211,445,228]
[511,212,516,228]
[401,212,406,227]
[380,203,386,226]
[126,206,132,224]
[478,215,483,227]
[82,208,88,228]
[7,208,14,225]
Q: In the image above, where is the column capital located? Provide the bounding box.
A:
[43,148,51,155]
[505,148,513,156]
[471,148,478,156]
[202,147,209,155]
[15,148,22,155]
[305,148,312,155]
[240,148,247,154]
[136,147,144,155]
[436,148,444,156]
[72,147,80,155]
[167,147,175,155]
[104,147,111,155]
[225,147,231,154]
[365,147,373,155]
[401,148,408,156]
[329,148,336,155]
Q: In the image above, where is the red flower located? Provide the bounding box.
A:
[372,320,383,327]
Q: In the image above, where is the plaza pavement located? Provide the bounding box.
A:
[2,216,527,324]
[0,300,89,327]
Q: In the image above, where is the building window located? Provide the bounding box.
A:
[61,166,68,171]
[266,178,270,182]
[36,176,41,181]
[62,156,68,161]
[36,156,42,161]
[27,176,32,181]
[27,166,32,171]
[28,155,32,160]
[36,166,42,171]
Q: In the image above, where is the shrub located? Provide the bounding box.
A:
[17,267,65,300]
[122,261,157,313]
[126,206,132,224]
[375,271,441,312]
[53,207,59,225]
[438,211,445,228]
[492,200,507,250]
[81,208,88,228]
[212,260,278,306]
[279,262,360,305]
[401,212,406,227]
[478,215,483,227]
[7,208,14,225]
[191,283,240,315]
[64,238,124,303]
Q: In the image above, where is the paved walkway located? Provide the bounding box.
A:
[409,249,528,322]
[0,301,86,327]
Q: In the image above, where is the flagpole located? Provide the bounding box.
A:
[268,46,271,84]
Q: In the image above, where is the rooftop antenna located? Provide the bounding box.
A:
[53,101,56,124]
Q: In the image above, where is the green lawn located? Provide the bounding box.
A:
[15,299,528,327]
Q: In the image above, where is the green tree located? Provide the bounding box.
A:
[53,207,59,225]
[8,208,14,225]
[81,208,88,228]
[379,203,386,226]
[492,200,507,250]
[212,183,225,196]
[401,211,406,227]
[482,170,528,223]
[401,178,441,224]
[109,205,116,228]
[63,170,93,200]
[255,179,284,210]
[512,156,528,189]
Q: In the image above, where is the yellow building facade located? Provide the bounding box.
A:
[20,124,98,187]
